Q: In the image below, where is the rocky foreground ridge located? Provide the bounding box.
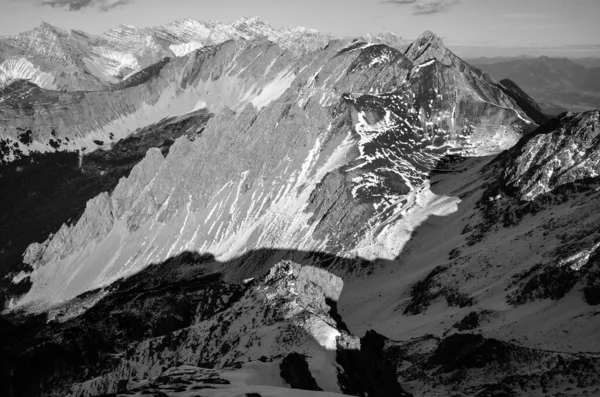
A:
[1,260,409,397]
[3,257,600,397]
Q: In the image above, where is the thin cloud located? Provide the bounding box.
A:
[384,0,460,15]
[36,0,134,11]
[501,13,551,20]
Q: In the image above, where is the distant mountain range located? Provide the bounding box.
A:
[472,56,600,112]
[468,55,600,68]
[0,17,408,93]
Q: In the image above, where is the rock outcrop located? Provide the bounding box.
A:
[503,109,600,200]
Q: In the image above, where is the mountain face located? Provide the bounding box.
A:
[5,30,535,309]
[0,17,330,92]
[2,19,600,397]
[474,56,600,112]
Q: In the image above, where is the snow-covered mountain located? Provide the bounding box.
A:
[0,17,331,92]
[2,18,600,397]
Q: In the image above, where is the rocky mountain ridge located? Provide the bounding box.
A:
[0,17,331,92]
[2,259,409,397]
[5,30,537,309]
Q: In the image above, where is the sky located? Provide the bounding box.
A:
[0,0,599,58]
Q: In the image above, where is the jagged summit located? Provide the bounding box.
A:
[404,29,453,66]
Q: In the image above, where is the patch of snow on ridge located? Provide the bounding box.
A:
[412,58,436,73]
[350,183,460,260]
[170,41,203,57]
[0,58,58,89]
[305,317,342,350]
[90,46,139,77]
[251,69,296,110]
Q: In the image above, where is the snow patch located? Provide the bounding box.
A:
[0,58,58,89]
[170,41,203,57]
[251,69,296,110]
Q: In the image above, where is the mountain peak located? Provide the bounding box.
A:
[419,30,443,41]
[36,21,61,34]
[233,16,266,26]
[405,30,452,66]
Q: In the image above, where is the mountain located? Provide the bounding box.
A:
[0,17,331,92]
[465,55,537,65]
[473,56,600,112]
[572,56,600,68]
[4,30,535,309]
[2,19,600,397]
[359,32,411,51]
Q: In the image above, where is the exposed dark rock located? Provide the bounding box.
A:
[452,310,493,332]
[336,330,412,397]
[404,265,474,315]
[279,352,322,391]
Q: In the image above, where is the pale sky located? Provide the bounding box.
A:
[1,0,599,57]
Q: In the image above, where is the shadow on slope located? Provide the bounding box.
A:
[1,248,405,397]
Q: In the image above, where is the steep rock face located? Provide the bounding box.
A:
[9,34,535,308]
[503,110,600,200]
[404,30,454,66]
[0,109,212,311]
